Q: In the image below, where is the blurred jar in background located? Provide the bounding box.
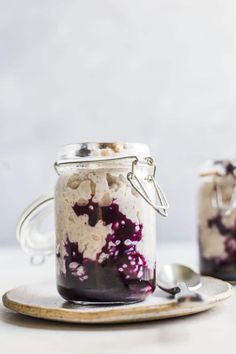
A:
[198,160,236,281]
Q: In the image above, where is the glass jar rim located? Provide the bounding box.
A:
[56,142,150,162]
[199,159,236,178]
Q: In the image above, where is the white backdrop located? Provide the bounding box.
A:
[1,0,236,245]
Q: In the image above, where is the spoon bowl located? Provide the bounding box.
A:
[157,264,204,302]
[157,263,201,292]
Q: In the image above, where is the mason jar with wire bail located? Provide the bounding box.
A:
[17,142,169,304]
[198,159,236,281]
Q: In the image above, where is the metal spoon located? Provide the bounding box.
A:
[157,264,204,303]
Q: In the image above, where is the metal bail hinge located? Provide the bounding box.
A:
[127,157,169,217]
[211,183,236,216]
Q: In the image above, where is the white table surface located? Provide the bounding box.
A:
[0,242,235,354]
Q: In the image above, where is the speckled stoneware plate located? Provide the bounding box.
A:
[2,276,232,324]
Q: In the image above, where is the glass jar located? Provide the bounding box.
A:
[17,142,169,304]
[198,159,236,281]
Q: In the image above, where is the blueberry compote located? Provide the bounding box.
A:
[57,198,155,303]
[200,213,236,281]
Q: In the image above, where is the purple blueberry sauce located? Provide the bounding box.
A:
[57,199,155,303]
[200,213,236,280]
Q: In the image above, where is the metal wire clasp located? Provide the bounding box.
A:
[211,183,236,216]
[54,155,169,217]
[127,157,169,216]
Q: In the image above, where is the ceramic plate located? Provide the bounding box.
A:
[2,276,232,324]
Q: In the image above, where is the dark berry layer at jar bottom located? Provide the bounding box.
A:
[200,214,236,281]
[200,258,236,281]
[57,271,155,303]
[57,261,155,302]
[56,198,155,302]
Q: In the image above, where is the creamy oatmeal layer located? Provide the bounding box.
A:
[55,167,156,274]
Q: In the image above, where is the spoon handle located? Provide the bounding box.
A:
[175,282,204,303]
